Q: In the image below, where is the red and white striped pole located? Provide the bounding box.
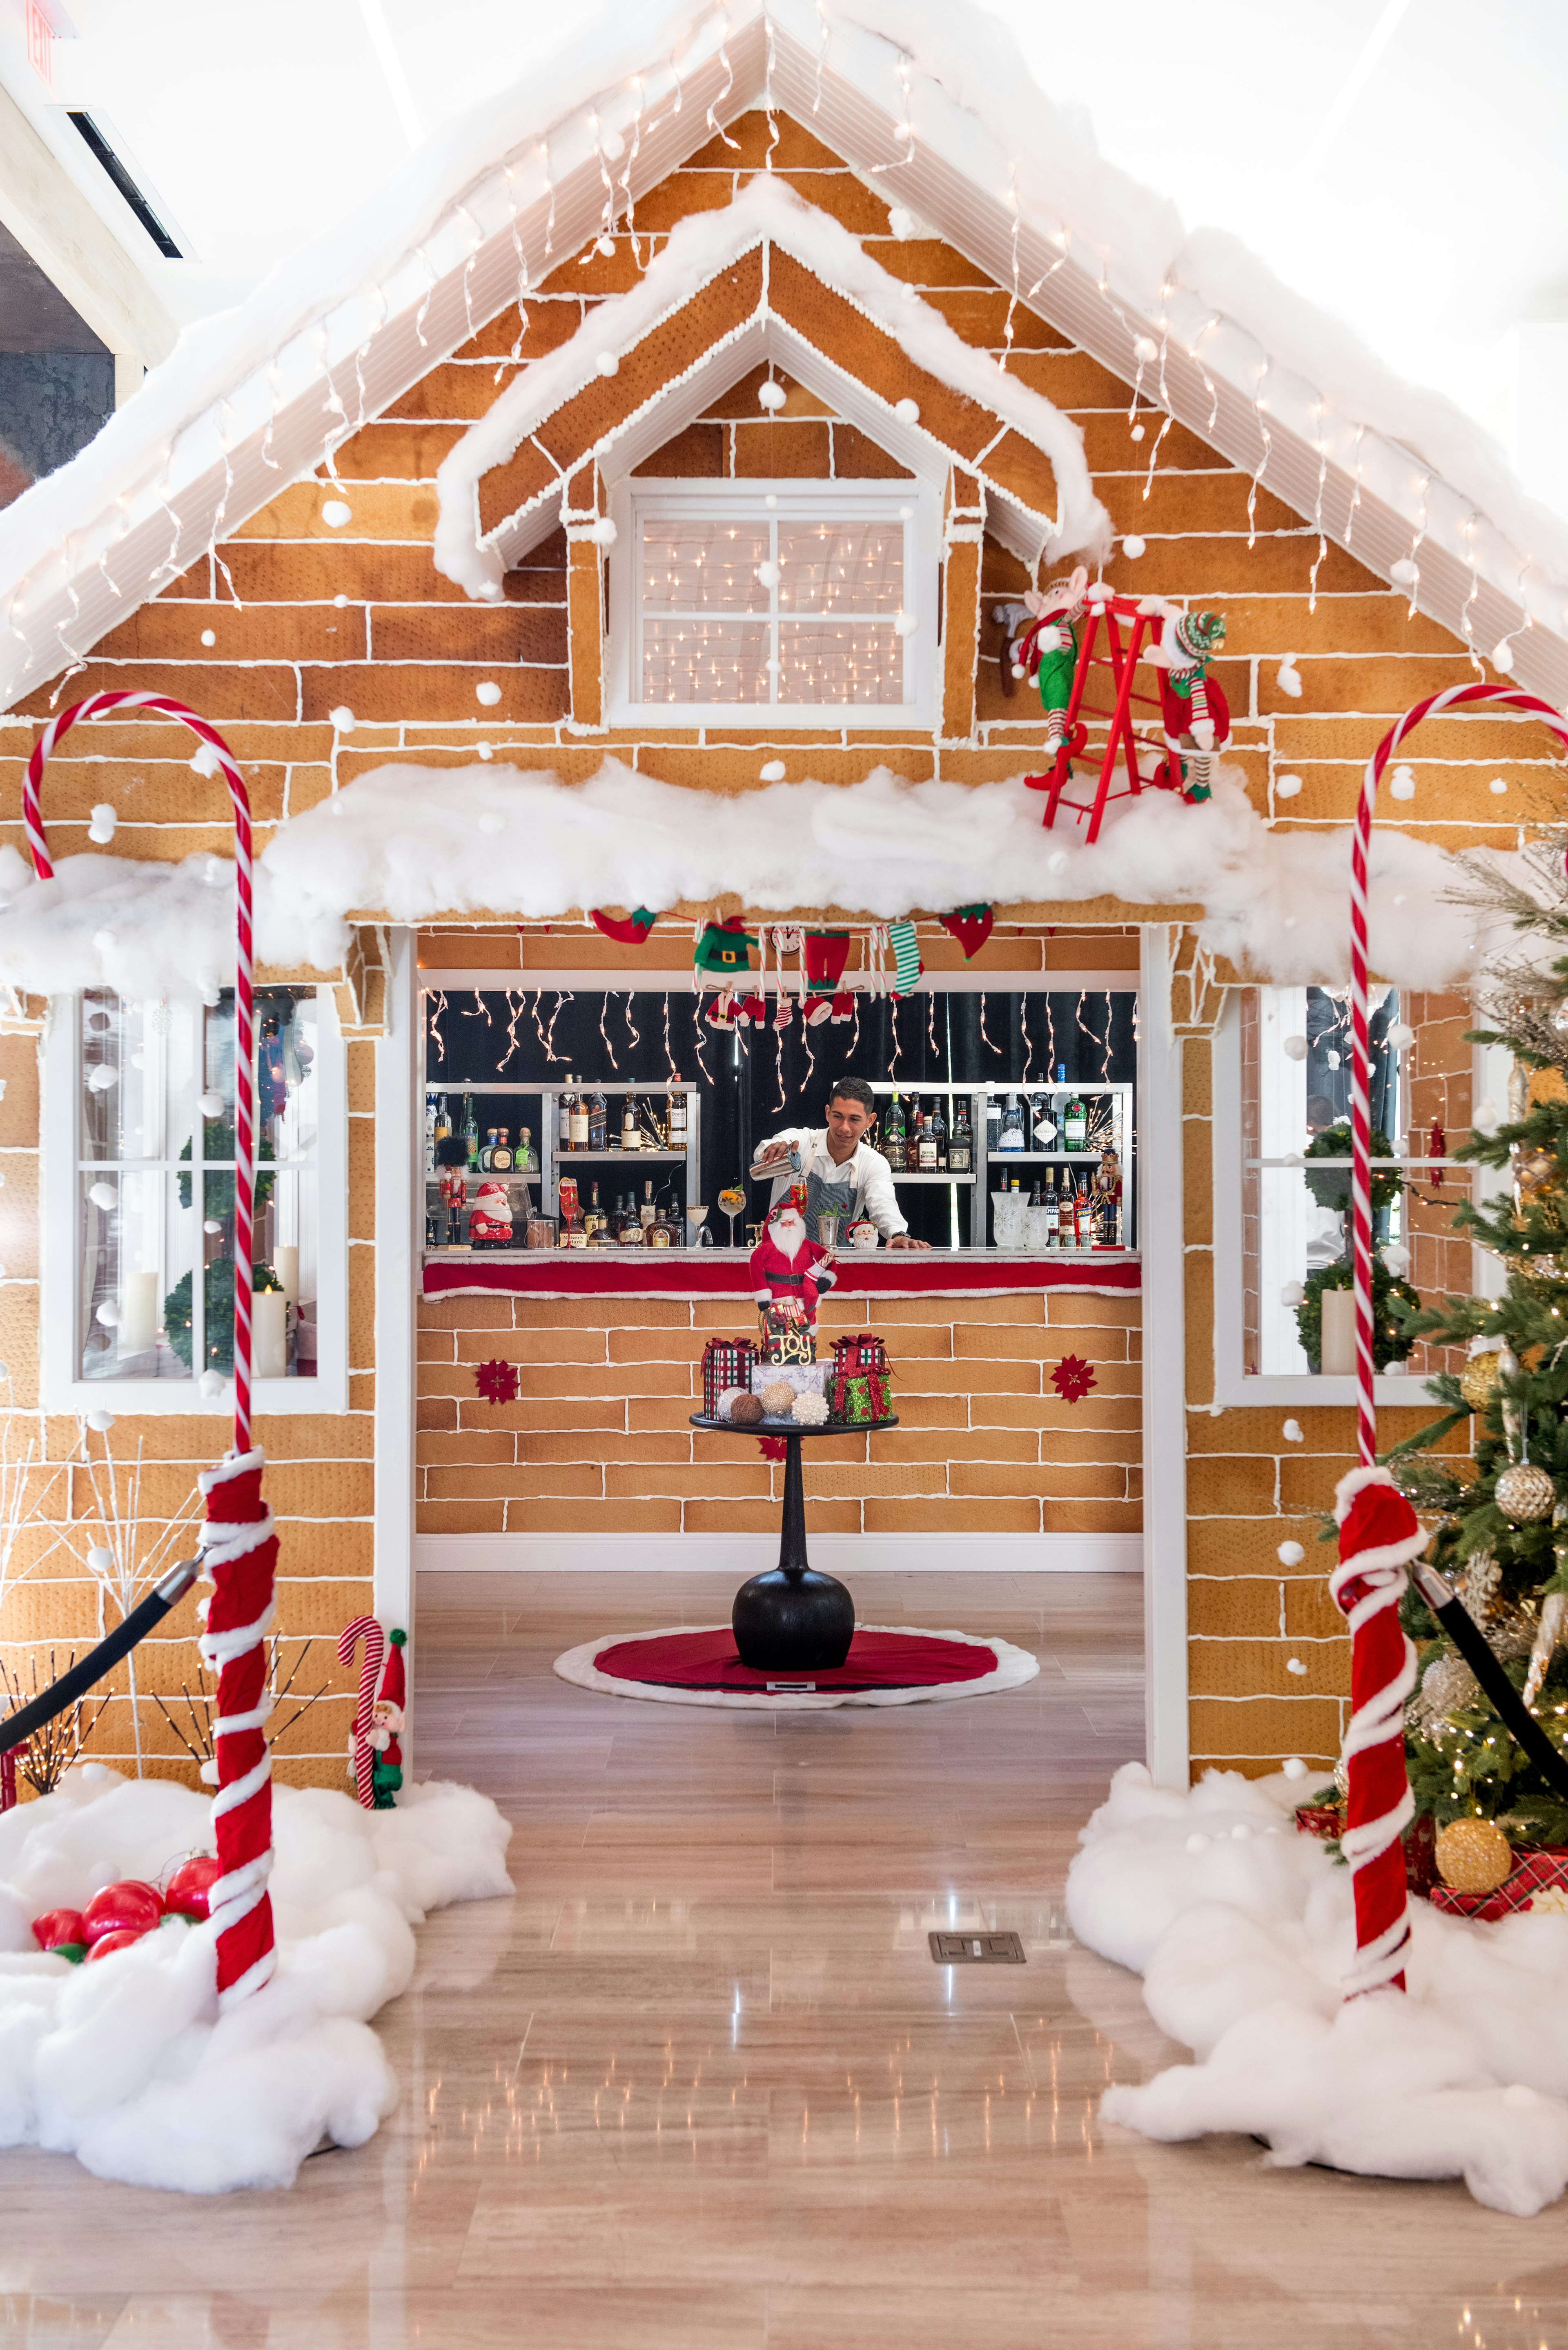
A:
[24,690,275,2003]
[1334,679,1568,1994]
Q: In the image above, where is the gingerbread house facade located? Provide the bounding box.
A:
[0,0,1563,1793]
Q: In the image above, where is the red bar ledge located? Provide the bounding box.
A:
[422,1253,1142,1300]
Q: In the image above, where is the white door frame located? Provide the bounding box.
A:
[1138,925,1189,1786]
[373,927,418,1653]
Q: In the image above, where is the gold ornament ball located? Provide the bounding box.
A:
[760,1379,796,1418]
[1460,1355,1501,1410]
[1435,1817,1514,1895]
[1495,1462,1557,1524]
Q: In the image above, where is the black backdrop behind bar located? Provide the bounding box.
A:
[426,987,1136,1246]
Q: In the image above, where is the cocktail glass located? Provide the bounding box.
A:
[687,1204,709,1249]
[718,1185,746,1248]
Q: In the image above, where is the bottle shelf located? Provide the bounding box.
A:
[882,1170,976,1184]
[553,1149,688,1162]
[989,1151,1102,1163]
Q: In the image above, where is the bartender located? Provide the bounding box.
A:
[751,1077,930,1251]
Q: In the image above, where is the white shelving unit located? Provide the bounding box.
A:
[867,1080,1134,1251]
[425,1080,699,1239]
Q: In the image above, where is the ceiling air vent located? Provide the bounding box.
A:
[66,113,181,259]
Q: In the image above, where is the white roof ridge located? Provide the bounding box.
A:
[0,0,1563,714]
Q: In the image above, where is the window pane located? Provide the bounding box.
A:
[639,520,768,613]
[80,1169,194,1382]
[641,618,770,704]
[777,620,902,703]
[778,521,902,614]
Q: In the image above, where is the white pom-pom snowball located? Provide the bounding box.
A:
[1383,1242,1412,1274]
[792,1390,829,1425]
[87,1182,116,1210]
[1283,1756,1307,1781]
[189,742,223,776]
[756,560,780,590]
[1280,1281,1304,1307]
[1472,1099,1502,1135]
[595,234,615,257]
[1276,658,1303,697]
[1385,1022,1415,1050]
[477,742,493,761]
[1133,335,1158,363]
[1286,1658,1307,1676]
[85,1408,115,1433]
[757,380,786,411]
[893,397,920,424]
[595,352,619,376]
[328,705,356,733]
[887,205,918,240]
[894,612,917,637]
[759,760,786,782]
[1489,776,1508,795]
[1282,1419,1303,1443]
[475,681,502,706]
[86,1065,117,1093]
[203,1218,222,1234]
[87,803,117,844]
[86,1545,116,1573]
[1130,424,1145,442]
[1275,774,1303,799]
[199,1369,227,1399]
[1047,850,1070,876]
[1277,1540,1305,1566]
[1388,763,1416,799]
[333,593,348,609]
[1120,534,1146,557]
[198,1090,224,1118]
[1390,557,1417,584]
[200,629,216,647]
[1185,1833,1209,1853]
[1281,1034,1308,1061]
[1491,641,1515,673]
[588,516,617,546]
[320,500,352,528]
[95,1301,120,1327]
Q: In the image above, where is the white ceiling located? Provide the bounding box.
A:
[4,0,1567,492]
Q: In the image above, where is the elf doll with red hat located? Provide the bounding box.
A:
[368,1628,407,1810]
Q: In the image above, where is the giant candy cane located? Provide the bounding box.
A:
[25,691,276,2003]
[1335,680,1568,1995]
[338,1613,386,1810]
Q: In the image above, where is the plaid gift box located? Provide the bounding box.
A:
[1430,1847,1568,1920]
[828,1333,893,1422]
[702,1336,755,1418]
[1294,1804,1342,1841]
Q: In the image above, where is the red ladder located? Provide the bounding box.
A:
[1024,590,1181,843]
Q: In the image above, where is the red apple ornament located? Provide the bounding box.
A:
[81,1880,163,1946]
[31,1907,87,1961]
[163,1855,222,1920]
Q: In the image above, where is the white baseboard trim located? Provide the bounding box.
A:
[414,1532,1142,1574]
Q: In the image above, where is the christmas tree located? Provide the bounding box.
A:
[1389,841,1568,1849]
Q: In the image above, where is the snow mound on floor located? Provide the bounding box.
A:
[1067,1762,1568,2217]
[0,1764,512,2194]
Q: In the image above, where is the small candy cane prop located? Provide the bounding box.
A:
[1336,680,1568,1995]
[338,1614,386,1809]
[27,691,274,2007]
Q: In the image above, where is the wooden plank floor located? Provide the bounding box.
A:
[3,1570,1563,2347]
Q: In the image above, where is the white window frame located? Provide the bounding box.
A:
[606,475,942,730]
[41,986,349,1415]
[1212,988,1496,1406]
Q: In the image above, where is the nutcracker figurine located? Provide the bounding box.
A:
[1091,1146,1123,1246]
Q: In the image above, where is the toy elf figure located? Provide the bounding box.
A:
[368,1628,406,1809]
[1006,564,1089,774]
[1154,608,1230,802]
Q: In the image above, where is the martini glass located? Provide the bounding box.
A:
[686,1204,709,1249]
[718,1185,746,1249]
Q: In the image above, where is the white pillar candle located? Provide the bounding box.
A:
[253,1287,289,1378]
[119,1270,158,1356]
[272,1244,298,1307]
[1319,1287,1357,1376]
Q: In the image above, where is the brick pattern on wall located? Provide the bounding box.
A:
[418,1287,1141,1541]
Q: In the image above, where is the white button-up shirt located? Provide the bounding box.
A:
[755,1126,909,1238]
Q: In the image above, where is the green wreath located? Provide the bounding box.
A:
[1295,1257,1420,1373]
[1302,1121,1403,1215]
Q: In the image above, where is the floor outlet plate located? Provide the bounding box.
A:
[928,1931,1026,1964]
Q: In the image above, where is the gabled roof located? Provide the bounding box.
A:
[433,174,1109,593]
[2,0,1566,711]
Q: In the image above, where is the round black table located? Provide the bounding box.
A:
[690,1410,899,1673]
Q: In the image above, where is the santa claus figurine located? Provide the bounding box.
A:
[468,1178,513,1248]
[749,1183,837,1363]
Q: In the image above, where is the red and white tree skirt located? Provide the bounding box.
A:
[554,1624,1039,1710]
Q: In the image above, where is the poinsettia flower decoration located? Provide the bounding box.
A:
[474,1358,520,1405]
[1050,1353,1096,1405]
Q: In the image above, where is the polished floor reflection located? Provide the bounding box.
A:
[4,1571,1566,2348]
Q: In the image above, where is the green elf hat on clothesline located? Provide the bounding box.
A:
[938,905,994,959]
[590,907,659,945]
[693,916,757,976]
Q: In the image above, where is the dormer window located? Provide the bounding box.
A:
[608,478,939,728]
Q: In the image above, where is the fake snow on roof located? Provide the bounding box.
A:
[432,172,1110,597]
[0,763,1483,1002]
[1,0,1566,709]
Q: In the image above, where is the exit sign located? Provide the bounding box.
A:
[26,1,52,86]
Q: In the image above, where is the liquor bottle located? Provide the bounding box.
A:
[918,1106,938,1171]
[589,1091,608,1152]
[570,1085,590,1151]
[668,1086,687,1143]
[1077,1177,1092,1245]
[884,1091,906,1166]
[985,1094,1001,1156]
[517,1125,535,1172]
[424,1095,438,1175]
[1029,1176,1042,1206]
[566,1201,588,1249]
[479,1128,497,1172]
[1064,1086,1088,1152]
[647,1196,673,1249]
[558,1081,574,1152]
[493,1128,513,1173]
[434,1095,450,1146]
[1043,1168,1058,1246]
[586,1181,603,1240]
[949,1100,973,1173]
[620,1191,644,1245]
[640,1178,657,1232]
[621,1095,641,1151]
[998,1094,1025,1152]
[460,1093,479,1170]
[931,1098,947,1171]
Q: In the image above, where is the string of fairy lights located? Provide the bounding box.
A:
[4,0,1556,710]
